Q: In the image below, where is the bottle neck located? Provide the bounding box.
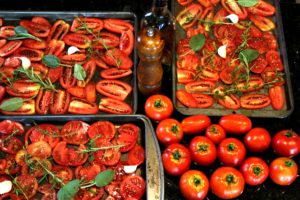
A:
[151,0,168,14]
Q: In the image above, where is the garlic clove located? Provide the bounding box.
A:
[19,57,31,70]
[0,180,12,195]
[225,14,239,24]
[123,165,138,174]
[67,46,80,55]
[218,44,227,58]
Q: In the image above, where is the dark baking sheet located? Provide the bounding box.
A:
[0,114,164,200]
[0,11,138,118]
[171,0,294,118]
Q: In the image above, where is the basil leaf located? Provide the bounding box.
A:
[239,49,259,64]
[0,97,23,111]
[237,0,258,7]
[8,26,42,42]
[95,169,115,187]
[14,26,29,35]
[42,55,61,68]
[190,34,205,52]
[74,64,86,81]
[57,180,80,200]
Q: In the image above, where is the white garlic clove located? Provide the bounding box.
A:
[218,44,227,58]
[123,165,138,174]
[0,180,12,195]
[19,57,31,70]
[67,46,80,55]
[225,14,239,24]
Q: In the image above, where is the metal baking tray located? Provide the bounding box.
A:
[0,114,164,200]
[0,11,138,117]
[171,0,294,118]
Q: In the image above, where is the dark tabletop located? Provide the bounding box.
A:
[0,0,299,199]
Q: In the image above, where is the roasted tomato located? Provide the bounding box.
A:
[120,175,145,199]
[50,165,73,188]
[93,140,121,166]
[99,97,132,114]
[218,138,246,167]
[177,69,196,84]
[246,0,275,16]
[59,52,87,65]
[63,33,91,49]
[6,80,41,98]
[156,118,184,145]
[250,55,268,74]
[218,94,241,109]
[119,29,134,56]
[27,141,52,159]
[47,66,63,83]
[210,167,245,199]
[179,170,209,200]
[59,66,77,89]
[75,187,104,200]
[0,85,5,102]
[14,47,44,61]
[240,94,271,109]
[0,26,15,39]
[20,19,50,37]
[103,48,133,69]
[45,39,65,56]
[100,68,132,79]
[75,163,103,181]
[181,114,211,135]
[144,94,173,121]
[127,145,145,166]
[205,124,226,145]
[14,175,38,199]
[21,158,52,178]
[176,4,203,29]
[185,80,216,93]
[236,76,264,93]
[47,19,70,42]
[177,54,200,71]
[1,99,35,115]
[85,81,97,103]
[115,123,139,153]
[67,85,86,99]
[23,38,47,49]
[96,79,132,101]
[0,120,24,135]
[88,121,116,142]
[219,114,252,135]
[240,157,269,186]
[162,143,191,176]
[92,32,120,49]
[178,0,193,6]
[244,127,271,153]
[0,136,23,154]
[35,88,53,114]
[272,129,300,157]
[68,97,99,114]
[176,90,198,108]
[192,93,214,108]
[60,120,89,145]
[248,14,275,32]
[266,50,284,71]
[71,17,104,34]
[269,85,285,110]
[50,89,70,114]
[103,19,134,33]
[221,0,248,20]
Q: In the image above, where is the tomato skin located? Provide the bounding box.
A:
[68,97,99,114]
[50,89,70,114]
[103,19,134,33]
[0,120,24,135]
[120,175,146,199]
[162,143,191,176]
[176,89,198,108]
[156,118,183,145]
[205,124,226,145]
[218,138,246,167]
[96,79,132,101]
[127,145,145,166]
[240,157,269,186]
[271,130,300,157]
[219,114,252,135]
[189,136,217,166]
[179,170,209,200]
[269,157,298,186]
[269,85,285,110]
[119,29,134,56]
[99,97,133,114]
[181,114,211,135]
[243,127,271,153]
[210,167,245,199]
[144,94,173,121]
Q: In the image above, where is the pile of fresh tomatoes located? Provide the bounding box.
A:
[0,119,146,199]
[0,15,135,115]
[144,94,299,200]
[175,0,287,111]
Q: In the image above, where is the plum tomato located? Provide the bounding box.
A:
[205,124,226,145]
[271,129,300,157]
[219,114,252,135]
[144,94,173,121]
[244,127,271,153]
[181,114,211,135]
[156,118,183,145]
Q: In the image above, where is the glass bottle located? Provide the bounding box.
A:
[140,0,175,66]
[137,27,165,96]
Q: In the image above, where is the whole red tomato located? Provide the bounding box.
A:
[189,136,217,166]
[272,130,300,157]
[218,138,246,167]
[179,170,209,200]
[205,124,226,145]
[156,118,183,145]
[269,157,298,186]
[219,114,252,135]
[181,114,211,135]
[162,143,191,176]
[144,95,173,121]
[240,157,269,186]
[210,167,245,199]
[244,127,271,152]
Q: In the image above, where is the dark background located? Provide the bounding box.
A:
[0,0,299,199]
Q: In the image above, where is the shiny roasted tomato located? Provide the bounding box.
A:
[103,48,133,69]
[45,39,65,56]
[23,38,47,49]
[96,79,132,101]
[218,94,241,109]
[221,0,247,19]
[248,14,275,32]
[176,89,198,108]
[272,129,300,157]
[67,85,86,99]
[247,37,269,54]
[75,163,103,181]
[1,99,35,115]
[177,54,200,71]
[103,19,134,33]
[181,114,211,135]
[14,47,44,61]
[218,138,246,167]
[93,140,121,166]
[205,124,226,145]
[145,94,173,121]
[179,170,209,200]
[99,97,132,114]
[250,55,268,74]
[50,89,70,114]
[60,65,76,89]
[1,154,20,175]
[192,93,214,108]
[127,145,145,166]
[115,123,139,153]
[50,165,73,188]
[120,175,145,199]
[246,0,275,16]
[26,141,52,159]
[77,60,96,87]
[60,120,89,145]
[219,114,252,135]
[68,97,99,114]
[177,69,196,84]
[244,127,271,153]
[210,167,245,199]
[185,80,215,93]
[176,4,203,29]
[119,29,134,56]
[0,136,23,155]
[156,118,183,145]
[236,76,264,93]
[88,121,116,143]
[6,80,41,98]
[92,32,120,49]
[240,157,269,186]
[63,33,91,49]
[189,136,217,166]
[0,120,24,135]
[177,0,193,6]
[20,19,50,38]
[36,88,53,114]
[14,175,38,199]
[47,66,63,83]
[21,158,52,178]
[162,143,191,176]
[176,38,193,56]
[266,50,284,71]
[240,94,271,109]
[71,17,104,34]
[100,68,132,79]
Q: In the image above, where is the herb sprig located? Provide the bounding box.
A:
[8,26,42,42]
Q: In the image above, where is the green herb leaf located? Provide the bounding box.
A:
[8,26,42,42]
[57,180,80,200]
[0,97,23,111]
[14,26,29,35]
[74,64,86,81]
[190,34,205,52]
[239,49,259,64]
[237,0,258,7]
[94,169,115,187]
[42,55,61,68]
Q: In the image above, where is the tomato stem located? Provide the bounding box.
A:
[172,150,182,160]
[284,160,294,167]
[227,143,235,151]
[253,166,262,176]
[226,174,235,184]
[193,176,201,186]
[284,131,293,138]
[154,99,163,108]
[171,124,179,135]
[198,144,208,152]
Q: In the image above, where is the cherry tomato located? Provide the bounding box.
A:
[127,145,145,166]
[119,29,134,56]
[144,94,173,121]
[244,127,271,153]
[156,118,184,145]
[269,85,285,110]
[272,129,300,157]
[100,68,132,79]
[0,40,22,57]
[162,143,191,176]
[50,89,70,114]
[88,121,116,143]
[210,167,245,199]
[120,175,146,199]
[269,157,298,186]
[60,120,89,145]
[103,48,133,69]
[14,175,38,199]
[218,138,246,167]
[68,97,99,114]
[179,170,209,200]
[240,157,269,186]
[189,136,217,166]
[115,123,139,152]
[219,114,252,135]
[71,17,104,34]
[181,114,211,135]
[103,19,134,33]
[98,97,133,114]
[26,141,52,159]
[0,120,24,135]
[96,79,132,101]
[205,124,226,145]
[176,89,198,108]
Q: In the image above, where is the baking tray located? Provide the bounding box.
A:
[0,114,164,200]
[171,0,294,118]
[0,11,138,117]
